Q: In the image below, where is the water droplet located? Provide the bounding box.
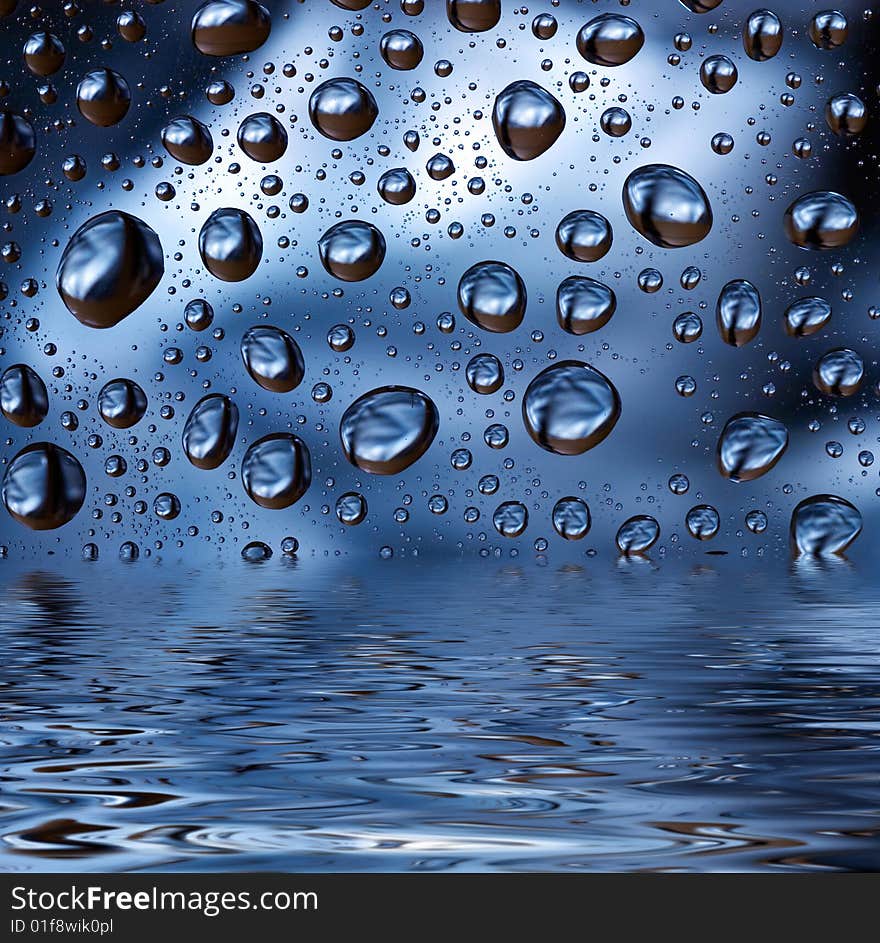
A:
[318,220,386,282]
[340,386,439,475]
[791,494,860,555]
[237,112,287,162]
[616,515,659,554]
[813,347,863,396]
[686,504,720,540]
[161,115,213,165]
[241,540,272,561]
[717,412,789,481]
[56,211,164,329]
[0,111,36,176]
[198,207,263,282]
[446,0,501,33]
[0,364,48,427]
[380,29,423,70]
[76,68,131,127]
[555,209,612,262]
[493,500,528,538]
[23,31,65,76]
[191,0,271,56]
[532,14,558,40]
[240,325,304,393]
[622,164,713,248]
[492,80,566,161]
[673,311,702,343]
[336,491,367,525]
[377,167,416,205]
[184,298,214,332]
[309,77,378,142]
[716,279,761,347]
[742,9,783,61]
[242,433,311,509]
[523,360,621,455]
[577,13,644,67]
[457,260,526,333]
[825,93,867,136]
[784,296,831,337]
[552,496,591,540]
[784,191,859,250]
[97,377,147,429]
[2,442,86,530]
[809,9,847,49]
[711,132,734,155]
[556,276,616,336]
[182,393,239,469]
[466,353,504,394]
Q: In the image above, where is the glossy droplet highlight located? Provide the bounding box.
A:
[0,111,36,176]
[446,0,500,33]
[240,325,304,393]
[237,112,288,163]
[784,297,831,337]
[555,210,612,262]
[717,412,789,482]
[191,0,271,56]
[784,191,858,250]
[309,78,378,142]
[623,164,713,249]
[577,13,644,67]
[523,360,621,455]
[492,81,566,161]
[791,494,861,555]
[616,515,660,554]
[2,443,86,530]
[340,386,439,475]
[242,433,312,509]
[552,497,591,541]
[493,501,528,538]
[742,9,783,61]
[458,260,526,334]
[0,364,48,428]
[199,207,262,282]
[161,115,213,165]
[556,276,616,336]
[379,29,423,70]
[182,393,239,470]
[813,348,863,397]
[318,220,386,282]
[56,211,164,329]
[466,353,504,395]
[76,68,131,127]
[97,378,147,429]
[716,279,762,347]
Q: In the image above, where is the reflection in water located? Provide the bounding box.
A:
[1,556,879,872]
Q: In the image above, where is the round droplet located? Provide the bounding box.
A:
[552,496,591,540]
[76,68,131,127]
[328,324,355,353]
[555,210,612,262]
[458,260,526,333]
[318,220,386,282]
[56,211,164,329]
[242,541,272,561]
[532,13,558,39]
[493,501,528,538]
[0,364,48,427]
[240,325,304,393]
[556,276,616,336]
[466,353,504,395]
[237,112,287,162]
[380,29,423,70]
[2,443,85,530]
[673,311,702,343]
[340,386,439,475]
[97,377,147,429]
[309,78,378,141]
[784,296,831,337]
[523,360,621,455]
[717,412,789,482]
[700,55,738,94]
[336,491,367,525]
[813,348,863,396]
[711,132,734,155]
[638,267,663,293]
[154,492,181,521]
[809,10,847,49]
[492,80,566,161]
[0,112,36,176]
[184,298,214,331]
[616,515,660,554]
[686,504,720,540]
[784,191,859,250]
[746,510,768,534]
[623,164,713,248]
[377,167,416,205]
[161,115,213,165]
[199,207,262,281]
[717,279,761,347]
[191,0,271,56]
[742,9,783,60]
[446,0,501,33]
[577,13,644,67]
[825,93,867,136]
[426,153,455,180]
[182,393,239,469]
[242,433,311,509]
[790,494,861,555]
[23,31,65,76]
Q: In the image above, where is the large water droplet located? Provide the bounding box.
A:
[182,393,239,469]
[716,278,762,347]
[446,0,501,32]
[336,491,367,526]
[552,496,591,540]
[0,111,36,176]
[377,167,416,205]
[493,501,528,538]
[23,31,65,76]
[198,207,262,282]
[379,29,423,70]
[76,68,131,127]
[809,9,847,49]
[616,515,660,554]
[318,220,386,282]
[686,504,720,540]
[191,0,271,56]
[457,260,526,333]
[556,276,616,335]
[784,296,831,337]
[813,347,863,396]
[717,412,789,482]
[555,209,612,262]
[790,494,861,555]
[466,353,504,394]
[577,13,644,66]
[2,442,86,530]
[825,93,867,136]
[240,325,304,393]
[784,191,858,250]
[622,164,713,248]
[742,9,783,61]
[237,112,287,162]
[56,211,164,329]
[242,433,311,509]
[340,386,439,475]
[97,377,147,429]
[522,360,621,455]
[492,80,566,161]
[0,364,48,427]
[309,78,378,141]
[699,55,738,94]
[161,115,213,165]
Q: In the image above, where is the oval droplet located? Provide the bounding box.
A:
[790,494,861,555]
[446,0,500,33]
[717,412,789,482]
[493,501,529,538]
[699,55,738,94]
[23,31,65,76]
[784,191,859,250]
[556,276,616,336]
[379,29,423,70]
[716,278,762,347]
[622,164,713,248]
[577,13,644,66]
[76,68,131,127]
[198,207,262,281]
[97,377,147,429]
[784,296,831,337]
[336,491,368,526]
[191,0,271,56]
[240,325,305,393]
[308,77,378,142]
[555,209,613,262]
[237,112,287,163]
[2,442,86,530]
[242,433,312,509]
[742,9,783,61]
[0,111,36,176]
[0,364,48,428]
[686,504,720,540]
[161,115,213,165]
[552,496,591,540]
[616,515,660,554]
[813,347,863,396]
[318,220,386,282]
[182,393,239,470]
[466,353,504,395]
[825,93,867,136]
[457,260,526,333]
[377,167,416,205]
[492,80,566,161]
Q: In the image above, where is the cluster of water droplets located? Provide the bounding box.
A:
[0,0,876,562]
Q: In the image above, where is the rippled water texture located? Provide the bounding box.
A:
[1,556,880,873]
